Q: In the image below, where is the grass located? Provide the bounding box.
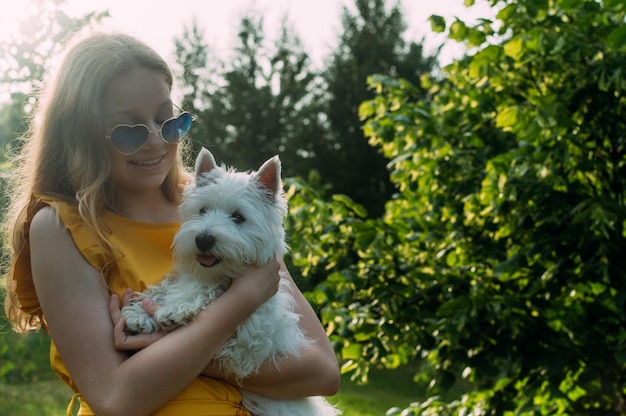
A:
[0,364,425,416]
[0,378,72,415]
[330,364,425,416]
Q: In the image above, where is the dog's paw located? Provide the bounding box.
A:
[153,307,194,331]
[122,303,160,334]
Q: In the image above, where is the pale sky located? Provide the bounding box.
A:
[0,0,497,75]
[0,1,497,106]
[50,0,495,67]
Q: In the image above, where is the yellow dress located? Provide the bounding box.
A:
[10,196,250,416]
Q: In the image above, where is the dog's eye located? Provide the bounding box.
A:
[231,212,245,224]
[199,207,208,215]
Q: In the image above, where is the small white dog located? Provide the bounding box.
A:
[122,148,341,416]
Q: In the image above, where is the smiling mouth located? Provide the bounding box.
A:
[197,254,220,268]
[131,155,165,166]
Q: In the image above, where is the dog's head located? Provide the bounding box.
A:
[173,148,288,281]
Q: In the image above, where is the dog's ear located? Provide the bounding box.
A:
[194,148,218,181]
[255,155,282,197]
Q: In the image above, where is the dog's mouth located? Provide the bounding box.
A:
[196,254,220,268]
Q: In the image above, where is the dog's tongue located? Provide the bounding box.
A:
[196,254,218,267]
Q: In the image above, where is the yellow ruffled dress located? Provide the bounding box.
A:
[10,196,250,416]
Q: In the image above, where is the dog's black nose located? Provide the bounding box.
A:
[195,233,215,251]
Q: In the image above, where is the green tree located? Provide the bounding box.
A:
[321,0,437,217]
[175,15,327,178]
[287,0,626,414]
[0,0,107,152]
[174,0,438,217]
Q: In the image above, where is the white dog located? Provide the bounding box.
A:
[122,148,341,416]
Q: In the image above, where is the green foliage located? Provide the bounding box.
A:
[285,176,422,382]
[0,0,107,97]
[1,285,56,384]
[0,328,53,384]
[287,0,626,414]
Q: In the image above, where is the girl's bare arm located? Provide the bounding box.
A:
[30,206,279,416]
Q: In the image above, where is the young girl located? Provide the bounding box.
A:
[3,28,340,416]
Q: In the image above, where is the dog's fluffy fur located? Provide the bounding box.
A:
[122,148,341,416]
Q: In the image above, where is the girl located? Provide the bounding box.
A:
[3,28,339,416]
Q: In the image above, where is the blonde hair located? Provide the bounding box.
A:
[3,28,189,331]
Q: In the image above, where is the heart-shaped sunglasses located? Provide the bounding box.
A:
[105,108,194,155]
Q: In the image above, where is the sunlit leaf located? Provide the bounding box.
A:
[429,14,446,33]
[496,106,519,129]
[503,36,524,60]
[449,20,468,42]
[341,343,363,360]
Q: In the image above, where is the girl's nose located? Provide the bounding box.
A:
[144,123,165,148]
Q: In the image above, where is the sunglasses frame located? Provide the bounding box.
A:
[105,104,195,155]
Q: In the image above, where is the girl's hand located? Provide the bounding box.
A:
[228,255,281,308]
[109,289,168,351]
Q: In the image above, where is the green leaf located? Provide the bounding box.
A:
[342,343,363,360]
[333,194,360,212]
[469,45,501,77]
[606,25,626,49]
[446,250,458,267]
[493,253,525,279]
[358,100,376,120]
[496,106,519,129]
[551,36,566,54]
[558,0,582,10]
[467,27,487,47]
[449,20,469,42]
[382,354,403,369]
[355,228,378,251]
[429,15,446,33]
[497,4,518,21]
[503,36,524,60]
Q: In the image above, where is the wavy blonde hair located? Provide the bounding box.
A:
[3,28,189,331]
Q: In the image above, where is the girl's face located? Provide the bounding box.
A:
[101,67,177,198]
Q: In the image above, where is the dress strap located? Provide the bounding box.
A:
[236,406,251,416]
[66,393,81,416]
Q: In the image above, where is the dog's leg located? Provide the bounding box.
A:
[150,279,224,330]
[122,300,159,334]
[121,281,171,334]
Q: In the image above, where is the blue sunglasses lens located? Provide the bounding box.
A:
[162,112,193,143]
[110,125,149,154]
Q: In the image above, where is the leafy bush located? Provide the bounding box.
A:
[287,0,626,414]
[0,289,55,383]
